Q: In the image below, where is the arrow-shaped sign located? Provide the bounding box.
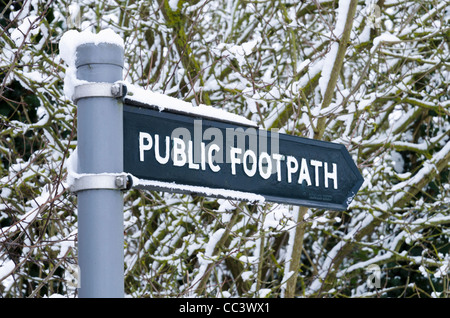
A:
[123,99,364,210]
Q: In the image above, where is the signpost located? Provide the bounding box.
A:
[123,99,364,211]
[67,30,363,298]
[73,42,125,298]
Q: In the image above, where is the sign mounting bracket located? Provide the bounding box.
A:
[72,82,127,103]
[70,173,132,193]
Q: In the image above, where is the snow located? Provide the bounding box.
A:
[215,38,261,66]
[59,29,255,127]
[319,43,338,97]
[59,29,124,101]
[263,206,295,231]
[217,199,234,211]
[389,140,450,207]
[371,32,401,54]
[130,175,265,203]
[168,0,179,11]
[189,228,227,293]
[318,0,351,98]
[334,0,351,38]
[279,206,300,297]
[64,147,78,188]
[296,59,311,74]
[124,82,257,127]
[0,259,15,282]
[10,15,40,47]
[0,205,40,242]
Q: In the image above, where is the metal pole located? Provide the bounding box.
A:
[75,42,124,297]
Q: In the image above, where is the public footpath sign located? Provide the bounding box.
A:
[123,99,364,211]
[64,29,364,299]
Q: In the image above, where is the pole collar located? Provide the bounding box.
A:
[70,173,132,193]
[73,82,127,103]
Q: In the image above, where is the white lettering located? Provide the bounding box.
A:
[139,132,152,162]
[188,140,199,170]
[173,138,187,166]
[259,152,272,180]
[298,158,312,186]
[230,147,241,175]
[155,134,170,164]
[324,162,338,189]
[243,150,257,177]
[287,156,298,183]
[310,160,323,187]
[137,130,338,192]
[208,144,221,172]
[272,153,283,182]
[200,142,206,170]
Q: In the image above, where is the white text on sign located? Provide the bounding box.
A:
[137,120,338,189]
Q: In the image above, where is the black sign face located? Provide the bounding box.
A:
[123,101,364,210]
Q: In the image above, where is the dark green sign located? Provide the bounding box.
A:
[123,100,364,210]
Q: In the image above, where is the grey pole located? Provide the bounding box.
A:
[75,42,124,297]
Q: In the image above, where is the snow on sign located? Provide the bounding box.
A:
[123,89,364,210]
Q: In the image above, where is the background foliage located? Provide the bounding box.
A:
[0,0,448,298]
